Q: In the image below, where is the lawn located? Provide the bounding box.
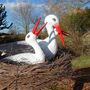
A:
[71,55,90,70]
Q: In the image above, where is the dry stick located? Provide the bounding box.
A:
[1,54,72,90]
[19,58,71,86]
[0,65,34,90]
[30,75,61,88]
[1,79,16,90]
[18,54,71,77]
[71,74,90,79]
[15,63,20,90]
[1,62,21,90]
[4,54,90,88]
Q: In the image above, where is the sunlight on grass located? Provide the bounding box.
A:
[71,55,90,70]
[82,31,90,45]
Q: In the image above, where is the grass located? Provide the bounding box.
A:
[82,31,90,45]
[71,55,90,70]
[0,34,25,44]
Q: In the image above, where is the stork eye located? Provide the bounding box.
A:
[52,18,56,21]
[27,35,30,38]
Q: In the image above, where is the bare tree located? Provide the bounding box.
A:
[44,0,90,16]
[8,25,18,35]
[12,0,33,34]
[0,4,13,30]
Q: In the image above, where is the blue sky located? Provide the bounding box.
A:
[0,0,90,33]
[82,1,90,8]
[0,0,48,33]
[0,0,48,4]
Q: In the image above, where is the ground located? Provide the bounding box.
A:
[0,42,90,90]
[0,54,90,90]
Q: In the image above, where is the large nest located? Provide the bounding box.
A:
[0,51,90,90]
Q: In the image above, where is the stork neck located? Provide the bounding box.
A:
[46,24,58,55]
[46,24,56,40]
[28,39,45,59]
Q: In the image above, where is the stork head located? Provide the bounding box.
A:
[25,32,36,43]
[45,14,69,47]
[25,18,47,44]
[45,15,59,26]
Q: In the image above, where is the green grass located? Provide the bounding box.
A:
[0,34,25,44]
[71,55,90,70]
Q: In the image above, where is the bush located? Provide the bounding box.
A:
[71,54,90,70]
[38,30,48,39]
[0,34,25,44]
[60,9,90,56]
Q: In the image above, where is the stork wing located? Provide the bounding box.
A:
[0,36,49,58]
[0,41,34,57]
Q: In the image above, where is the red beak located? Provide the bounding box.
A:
[32,18,47,36]
[54,24,66,47]
[32,18,41,34]
[35,22,47,36]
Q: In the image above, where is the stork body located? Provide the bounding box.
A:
[37,15,67,60]
[3,32,45,64]
[38,23,57,60]
[2,19,47,64]
[1,15,68,61]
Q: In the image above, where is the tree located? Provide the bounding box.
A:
[44,0,90,16]
[60,8,90,55]
[0,4,12,30]
[8,25,18,35]
[12,0,34,34]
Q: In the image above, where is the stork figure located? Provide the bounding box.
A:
[1,15,69,62]
[2,20,47,64]
[15,15,69,60]
[37,15,69,60]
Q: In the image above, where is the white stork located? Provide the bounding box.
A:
[2,20,47,64]
[37,15,69,59]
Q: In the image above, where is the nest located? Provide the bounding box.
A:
[0,52,90,90]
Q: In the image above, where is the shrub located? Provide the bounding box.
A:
[0,34,25,44]
[60,9,90,56]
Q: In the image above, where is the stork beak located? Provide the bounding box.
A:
[32,17,41,34]
[35,22,47,36]
[54,24,66,47]
[32,17,47,36]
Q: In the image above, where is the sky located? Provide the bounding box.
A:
[0,0,48,4]
[0,0,90,33]
[0,0,48,33]
[82,1,90,8]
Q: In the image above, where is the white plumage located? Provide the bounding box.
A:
[37,15,66,59]
[3,32,45,64]
[1,15,68,63]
